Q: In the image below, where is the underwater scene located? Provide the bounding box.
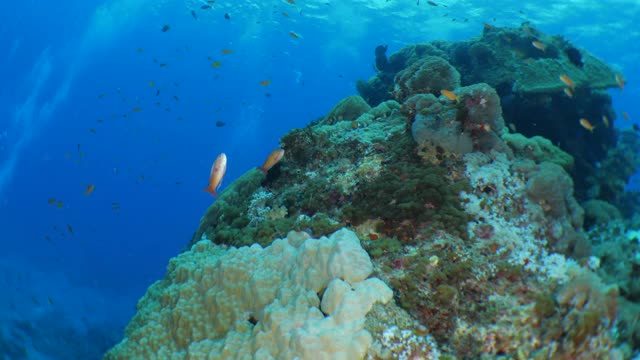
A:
[1,0,639,359]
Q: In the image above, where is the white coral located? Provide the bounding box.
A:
[105,229,393,360]
[374,326,440,360]
[461,151,576,284]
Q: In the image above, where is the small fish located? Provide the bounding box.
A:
[427,1,438,5]
[191,10,198,20]
[48,198,56,205]
[136,48,144,53]
[480,123,492,132]
[221,49,233,55]
[132,107,142,112]
[161,24,171,32]
[204,153,227,197]
[85,184,96,196]
[286,0,296,4]
[159,63,168,67]
[288,31,301,39]
[281,11,289,17]
[368,233,379,240]
[201,5,212,9]
[89,128,96,134]
[47,296,54,305]
[31,296,40,306]
[56,201,63,208]
[615,74,624,91]
[215,120,226,127]
[622,111,630,121]
[259,149,285,174]
[224,13,230,20]
[602,115,610,128]
[174,95,180,101]
[97,119,104,124]
[508,123,517,132]
[531,40,545,51]
[156,89,160,96]
[559,74,575,89]
[563,87,574,98]
[66,224,74,235]
[440,89,458,101]
[148,80,155,87]
[211,61,223,68]
[260,79,272,86]
[579,118,595,133]
[112,202,121,211]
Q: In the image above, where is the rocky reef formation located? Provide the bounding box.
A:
[109,25,640,359]
[358,22,638,214]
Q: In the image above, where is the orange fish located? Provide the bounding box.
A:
[85,184,95,196]
[211,61,223,68]
[531,40,545,51]
[440,89,457,101]
[221,49,233,55]
[563,87,573,98]
[622,111,630,121]
[204,153,227,197]
[615,74,624,91]
[260,79,272,86]
[288,31,301,39]
[602,115,610,128]
[579,118,595,133]
[259,149,285,174]
[559,74,575,89]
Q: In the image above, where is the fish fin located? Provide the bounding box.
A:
[203,186,217,197]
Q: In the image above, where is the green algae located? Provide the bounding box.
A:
[343,152,471,241]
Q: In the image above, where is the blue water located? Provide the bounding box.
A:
[0,0,637,358]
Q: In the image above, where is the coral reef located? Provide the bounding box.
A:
[356,23,633,207]
[392,56,461,102]
[322,95,371,125]
[110,24,640,359]
[503,132,574,170]
[105,229,393,360]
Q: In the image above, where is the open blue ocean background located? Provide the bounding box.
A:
[0,0,637,358]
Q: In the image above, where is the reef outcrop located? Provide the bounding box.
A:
[110,24,640,359]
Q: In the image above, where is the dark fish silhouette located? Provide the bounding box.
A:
[215,121,226,127]
[161,24,171,32]
[224,13,230,20]
[191,10,197,20]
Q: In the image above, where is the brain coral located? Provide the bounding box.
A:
[393,55,461,101]
[104,229,393,360]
